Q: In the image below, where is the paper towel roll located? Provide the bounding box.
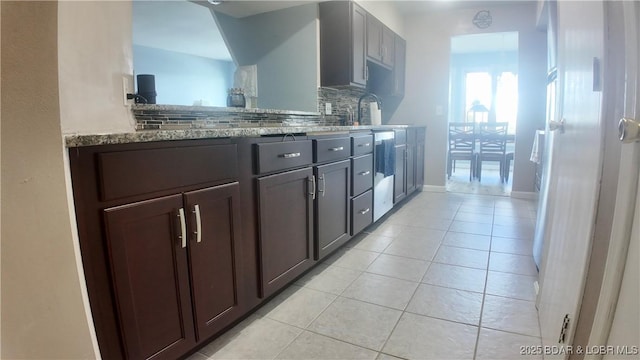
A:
[370,102,382,126]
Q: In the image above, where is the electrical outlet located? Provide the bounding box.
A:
[122,77,130,106]
[325,102,332,115]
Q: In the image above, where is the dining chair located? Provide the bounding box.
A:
[447,122,476,181]
[476,122,508,182]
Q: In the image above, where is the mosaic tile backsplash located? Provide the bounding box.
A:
[133,87,377,130]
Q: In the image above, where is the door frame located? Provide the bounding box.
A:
[578,1,640,354]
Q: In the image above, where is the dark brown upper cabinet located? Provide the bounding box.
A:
[319,1,367,87]
[366,14,394,69]
[391,35,406,97]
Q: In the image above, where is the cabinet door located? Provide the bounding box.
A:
[352,3,367,86]
[393,36,406,97]
[366,15,382,62]
[184,183,243,341]
[406,145,416,195]
[382,26,395,67]
[103,195,196,360]
[394,145,407,203]
[257,167,314,298]
[315,160,351,260]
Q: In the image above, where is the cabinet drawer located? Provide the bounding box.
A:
[255,141,313,175]
[394,129,407,145]
[351,134,374,156]
[98,144,237,201]
[313,137,351,163]
[351,190,373,236]
[352,154,373,196]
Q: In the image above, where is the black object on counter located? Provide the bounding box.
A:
[136,74,157,104]
[227,88,246,108]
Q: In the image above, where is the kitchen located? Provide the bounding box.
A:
[2,1,639,360]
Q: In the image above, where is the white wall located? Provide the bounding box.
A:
[391,3,546,190]
[58,0,135,135]
[1,2,98,358]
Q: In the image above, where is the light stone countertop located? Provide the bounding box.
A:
[65,125,411,147]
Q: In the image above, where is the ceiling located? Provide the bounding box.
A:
[132,1,525,61]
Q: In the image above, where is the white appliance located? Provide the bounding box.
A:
[373,131,395,222]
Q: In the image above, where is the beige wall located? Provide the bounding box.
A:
[58,1,135,135]
[390,2,546,190]
[1,1,96,358]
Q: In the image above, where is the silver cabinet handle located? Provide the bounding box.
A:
[359,170,371,176]
[309,176,316,200]
[178,208,187,248]
[329,146,344,152]
[358,143,371,147]
[280,152,301,158]
[193,204,202,243]
[318,174,326,197]
[359,208,370,215]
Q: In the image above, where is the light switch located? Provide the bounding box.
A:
[435,105,443,116]
[325,102,332,115]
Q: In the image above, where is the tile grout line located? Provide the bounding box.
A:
[472,201,496,360]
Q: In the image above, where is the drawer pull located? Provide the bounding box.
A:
[329,146,344,152]
[193,204,202,243]
[280,152,301,158]
[178,208,187,249]
[358,143,371,147]
[359,208,370,215]
[359,170,371,176]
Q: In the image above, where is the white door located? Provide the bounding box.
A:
[536,0,606,356]
[592,0,640,353]
[537,0,640,357]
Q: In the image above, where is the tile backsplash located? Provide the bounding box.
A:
[132,88,374,130]
[317,87,372,125]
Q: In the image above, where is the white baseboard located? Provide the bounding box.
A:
[422,185,447,193]
[510,191,538,200]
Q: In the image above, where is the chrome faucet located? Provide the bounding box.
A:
[357,93,382,125]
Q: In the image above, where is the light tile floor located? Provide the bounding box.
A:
[190,191,541,360]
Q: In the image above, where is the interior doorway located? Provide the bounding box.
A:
[447,32,519,195]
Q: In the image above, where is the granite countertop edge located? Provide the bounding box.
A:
[65,125,413,147]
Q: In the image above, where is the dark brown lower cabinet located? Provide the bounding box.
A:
[257,167,315,298]
[394,144,407,203]
[103,194,196,360]
[184,183,244,341]
[406,144,416,194]
[103,182,244,360]
[315,159,351,260]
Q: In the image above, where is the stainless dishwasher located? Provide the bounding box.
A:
[373,131,395,222]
